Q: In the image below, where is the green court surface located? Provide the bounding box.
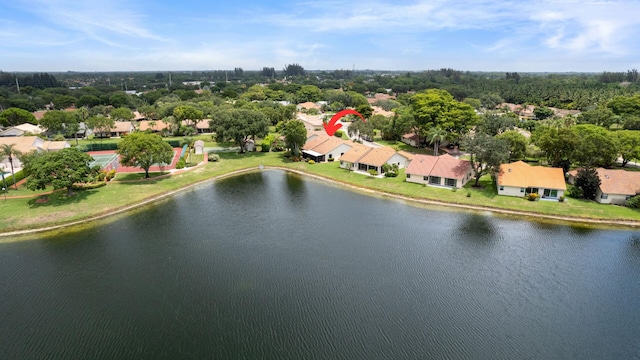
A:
[90,154,119,169]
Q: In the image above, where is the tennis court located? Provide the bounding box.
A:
[90,153,119,171]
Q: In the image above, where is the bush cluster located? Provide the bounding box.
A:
[208,153,220,162]
[176,157,186,169]
[1,170,26,188]
[72,182,107,190]
[525,193,540,201]
[626,195,640,208]
[308,160,315,165]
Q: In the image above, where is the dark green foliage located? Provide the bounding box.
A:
[382,163,399,177]
[625,195,640,208]
[23,148,94,195]
[0,107,38,127]
[176,158,186,169]
[567,184,584,199]
[207,153,220,162]
[117,132,174,178]
[574,168,601,200]
[533,106,554,120]
[270,138,285,152]
[1,170,26,188]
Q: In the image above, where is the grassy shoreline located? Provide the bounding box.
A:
[1,152,639,237]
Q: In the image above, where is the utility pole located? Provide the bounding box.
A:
[169,72,172,87]
[15,76,20,93]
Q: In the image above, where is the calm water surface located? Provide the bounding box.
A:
[1,170,640,359]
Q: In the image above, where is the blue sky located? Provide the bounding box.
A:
[1,0,639,72]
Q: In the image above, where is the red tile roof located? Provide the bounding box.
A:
[406,154,471,179]
[569,168,640,195]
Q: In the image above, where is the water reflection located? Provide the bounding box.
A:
[453,213,501,245]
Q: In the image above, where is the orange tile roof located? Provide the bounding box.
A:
[358,146,396,167]
[112,121,133,133]
[297,102,321,110]
[311,137,350,155]
[138,120,171,132]
[498,161,566,190]
[340,143,373,163]
[406,154,438,176]
[302,134,330,151]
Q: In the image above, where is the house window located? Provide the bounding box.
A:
[445,178,457,187]
[499,186,504,191]
[543,189,558,198]
[520,188,525,193]
[423,176,428,181]
[340,153,344,156]
[601,194,608,199]
[328,154,333,159]
[626,195,632,200]
[340,161,344,166]
[406,174,411,179]
[429,176,441,185]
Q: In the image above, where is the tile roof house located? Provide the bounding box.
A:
[339,143,373,170]
[405,154,474,189]
[296,102,322,111]
[0,136,70,173]
[302,135,352,163]
[94,121,135,138]
[401,132,423,148]
[497,161,566,200]
[568,168,640,205]
[355,146,411,174]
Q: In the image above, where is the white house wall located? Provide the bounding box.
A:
[596,188,629,205]
[387,153,410,168]
[324,144,352,162]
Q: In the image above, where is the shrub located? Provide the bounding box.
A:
[1,170,26,188]
[525,193,540,201]
[382,163,399,177]
[334,129,344,138]
[567,184,583,199]
[208,153,220,162]
[176,157,186,169]
[106,170,116,181]
[165,140,181,147]
[72,182,107,190]
[308,160,315,165]
[270,138,285,152]
[368,169,378,176]
[558,195,565,203]
[626,195,640,208]
[327,157,335,162]
[466,192,471,197]
[451,187,457,192]
[574,167,601,200]
[95,171,106,182]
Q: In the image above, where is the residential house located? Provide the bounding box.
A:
[0,136,70,173]
[339,143,373,170]
[138,120,171,133]
[98,121,135,138]
[496,161,566,199]
[296,102,322,112]
[401,133,423,148]
[302,136,352,163]
[0,123,45,137]
[405,154,473,189]
[568,168,640,205]
[355,146,409,174]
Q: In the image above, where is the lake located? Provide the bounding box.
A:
[1,170,640,359]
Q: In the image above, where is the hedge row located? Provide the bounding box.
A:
[1,170,26,188]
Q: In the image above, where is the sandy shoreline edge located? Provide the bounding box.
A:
[1,166,639,238]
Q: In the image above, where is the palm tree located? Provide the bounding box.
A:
[1,144,21,190]
[427,127,448,156]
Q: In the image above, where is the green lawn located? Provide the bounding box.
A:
[374,139,433,155]
[1,152,639,233]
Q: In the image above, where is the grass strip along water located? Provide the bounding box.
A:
[0,152,639,236]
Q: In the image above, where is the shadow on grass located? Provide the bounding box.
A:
[115,172,169,182]
[28,189,97,208]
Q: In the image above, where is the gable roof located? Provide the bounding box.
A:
[406,154,471,179]
[310,137,351,155]
[497,161,566,190]
[569,168,640,196]
[302,134,330,150]
[297,102,321,110]
[138,120,171,132]
[340,143,373,163]
[358,146,397,167]
[596,168,640,195]
[0,136,68,154]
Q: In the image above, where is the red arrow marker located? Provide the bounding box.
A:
[323,109,366,136]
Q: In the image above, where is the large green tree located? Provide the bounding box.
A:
[461,133,509,187]
[117,132,174,178]
[573,124,618,167]
[0,107,37,127]
[0,143,21,190]
[23,147,93,196]
[211,109,269,153]
[534,126,579,172]
[615,130,640,167]
[574,167,601,200]
[497,130,528,162]
[282,120,307,157]
[173,105,204,128]
[426,127,448,156]
[110,107,135,122]
[40,110,77,136]
[410,89,478,141]
[86,115,115,137]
